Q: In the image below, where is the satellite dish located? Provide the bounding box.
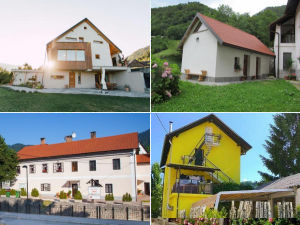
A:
[72,132,76,138]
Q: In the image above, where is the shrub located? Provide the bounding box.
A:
[74,191,82,200]
[213,182,254,194]
[151,37,168,54]
[67,190,72,198]
[0,189,6,195]
[21,188,27,196]
[151,57,180,104]
[105,194,114,201]
[59,190,67,199]
[10,189,16,196]
[31,188,39,197]
[122,193,132,202]
[0,68,12,84]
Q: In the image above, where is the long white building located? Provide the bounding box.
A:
[11,132,150,201]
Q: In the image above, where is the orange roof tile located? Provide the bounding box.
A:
[198,13,275,56]
[18,132,139,160]
[137,154,150,164]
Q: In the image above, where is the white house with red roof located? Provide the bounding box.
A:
[11,132,150,201]
[270,0,300,80]
[179,13,275,82]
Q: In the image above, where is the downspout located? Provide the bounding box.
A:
[133,149,137,202]
[271,30,280,79]
[176,168,181,218]
[166,122,173,215]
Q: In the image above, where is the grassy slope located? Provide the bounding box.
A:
[153,40,181,65]
[0,88,149,112]
[152,80,300,112]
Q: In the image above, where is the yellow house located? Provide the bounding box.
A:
[161,114,252,219]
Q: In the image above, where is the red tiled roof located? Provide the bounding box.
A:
[137,154,150,164]
[18,132,139,160]
[194,13,275,56]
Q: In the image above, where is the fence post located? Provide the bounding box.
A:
[112,206,114,220]
[83,205,86,217]
[16,202,18,213]
[60,205,62,216]
[71,205,73,217]
[126,207,129,220]
[38,203,41,214]
[49,205,51,215]
[141,207,144,221]
[99,206,101,219]
[96,206,98,219]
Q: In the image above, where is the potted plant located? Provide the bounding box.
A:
[20,188,27,198]
[74,190,83,203]
[10,189,16,198]
[137,189,143,195]
[31,188,39,199]
[289,73,297,81]
[59,190,68,202]
[122,193,132,203]
[67,190,72,199]
[0,189,6,198]
[124,84,130,92]
[105,193,114,202]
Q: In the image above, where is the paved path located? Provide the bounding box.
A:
[0,212,149,225]
[1,85,149,98]
[290,80,300,90]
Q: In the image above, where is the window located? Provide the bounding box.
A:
[41,183,51,191]
[281,18,295,43]
[234,57,241,70]
[84,26,87,30]
[283,52,292,70]
[193,22,201,33]
[17,166,20,174]
[93,40,103,44]
[66,37,77,41]
[53,162,63,173]
[57,50,85,61]
[78,72,81,85]
[105,184,113,193]
[79,37,84,42]
[72,161,78,172]
[89,160,96,171]
[29,165,35,174]
[95,54,100,59]
[42,164,48,173]
[113,159,120,170]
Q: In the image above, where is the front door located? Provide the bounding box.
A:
[72,183,78,197]
[144,182,150,195]
[243,55,249,77]
[95,73,101,88]
[69,72,75,88]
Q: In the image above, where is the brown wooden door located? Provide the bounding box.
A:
[243,55,248,77]
[69,72,75,88]
[72,183,78,197]
[144,182,150,195]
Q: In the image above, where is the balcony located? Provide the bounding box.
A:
[172,179,213,195]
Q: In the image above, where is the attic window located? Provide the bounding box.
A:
[84,26,87,30]
[193,22,201,33]
[93,40,103,44]
[66,37,77,41]
[196,37,199,42]
[95,54,100,59]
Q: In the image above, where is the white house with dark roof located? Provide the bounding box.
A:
[9,132,150,201]
[179,13,275,82]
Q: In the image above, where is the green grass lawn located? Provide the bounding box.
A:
[0,87,149,112]
[152,80,300,112]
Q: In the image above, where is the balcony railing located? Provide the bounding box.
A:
[172,179,213,195]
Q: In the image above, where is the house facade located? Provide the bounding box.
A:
[161,114,252,218]
[270,0,300,80]
[11,132,150,201]
[12,18,147,93]
[179,13,275,82]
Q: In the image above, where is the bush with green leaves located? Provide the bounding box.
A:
[59,190,67,199]
[105,194,114,201]
[74,190,82,200]
[31,188,39,197]
[20,188,26,196]
[151,57,180,104]
[122,193,132,202]
[0,68,12,84]
[151,37,168,54]
[0,189,6,195]
[213,182,254,194]
[10,189,16,196]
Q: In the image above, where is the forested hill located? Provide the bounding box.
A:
[152,2,285,47]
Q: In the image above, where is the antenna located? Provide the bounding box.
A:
[71,132,76,138]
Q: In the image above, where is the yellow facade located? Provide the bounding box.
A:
[162,121,242,218]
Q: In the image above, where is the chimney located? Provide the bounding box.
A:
[65,135,72,142]
[169,121,173,133]
[40,138,46,145]
[90,131,96,139]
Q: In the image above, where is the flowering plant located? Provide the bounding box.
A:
[151,57,180,104]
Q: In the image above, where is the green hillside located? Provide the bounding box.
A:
[127,46,150,62]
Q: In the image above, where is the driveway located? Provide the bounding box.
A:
[1,85,149,98]
[0,212,149,225]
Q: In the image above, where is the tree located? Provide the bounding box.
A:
[18,63,32,70]
[151,163,163,218]
[0,136,19,184]
[259,114,300,182]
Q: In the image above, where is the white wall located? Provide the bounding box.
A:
[57,21,113,67]
[12,71,43,86]
[181,23,218,76]
[216,44,271,79]
[109,71,145,93]
[12,151,136,200]
[136,164,150,194]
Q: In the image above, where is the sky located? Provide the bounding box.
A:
[0,113,150,146]
[151,0,287,15]
[151,113,276,182]
[0,0,150,68]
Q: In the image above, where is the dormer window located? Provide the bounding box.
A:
[79,37,84,42]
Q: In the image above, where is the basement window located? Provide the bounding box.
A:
[53,162,63,173]
[41,183,51,191]
[105,184,113,193]
[95,54,100,59]
[29,165,36,174]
